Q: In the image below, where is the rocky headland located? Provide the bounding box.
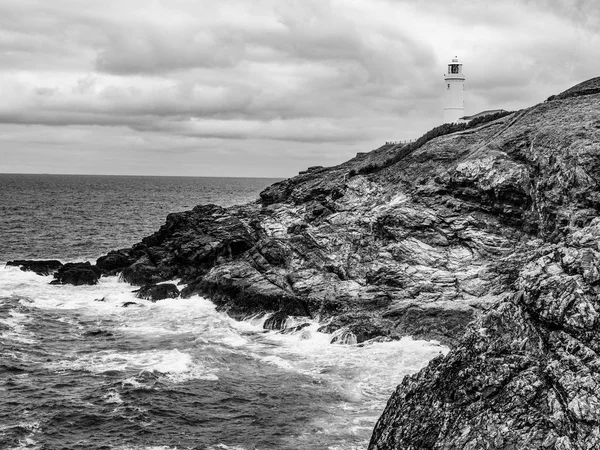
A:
[8,77,600,448]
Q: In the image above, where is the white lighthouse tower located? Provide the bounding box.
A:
[443,56,465,123]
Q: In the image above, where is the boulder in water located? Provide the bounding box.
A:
[134,283,180,301]
[263,311,289,330]
[96,249,138,275]
[120,255,173,286]
[50,262,101,285]
[330,329,358,345]
[6,259,63,276]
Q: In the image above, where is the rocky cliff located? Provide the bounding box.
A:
[368,79,600,448]
[63,77,600,447]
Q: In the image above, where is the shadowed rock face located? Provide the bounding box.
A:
[90,79,600,447]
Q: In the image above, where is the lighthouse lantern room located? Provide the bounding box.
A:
[443,56,465,124]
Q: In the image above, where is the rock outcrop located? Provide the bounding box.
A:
[91,79,600,353]
[17,76,600,447]
[367,79,600,448]
[88,77,600,448]
[6,259,63,276]
[134,283,180,301]
[50,262,101,286]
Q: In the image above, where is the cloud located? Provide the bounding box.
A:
[0,0,599,176]
[95,26,247,74]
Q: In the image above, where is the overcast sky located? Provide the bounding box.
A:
[0,0,599,177]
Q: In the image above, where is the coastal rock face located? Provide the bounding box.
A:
[50,262,101,286]
[88,78,600,446]
[95,79,600,349]
[368,80,600,448]
[369,238,600,449]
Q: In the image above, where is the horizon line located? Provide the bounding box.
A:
[0,172,286,180]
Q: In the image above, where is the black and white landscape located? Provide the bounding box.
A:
[2,1,600,449]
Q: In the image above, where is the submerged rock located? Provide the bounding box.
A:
[134,283,180,301]
[83,329,113,338]
[6,259,63,276]
[279,323,311,335]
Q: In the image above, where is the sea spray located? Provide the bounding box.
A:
[1,265,447,449]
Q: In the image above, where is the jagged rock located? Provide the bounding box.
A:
[96,248,138,275]
[88,78,600,448]
[369,245,600,448]
[6,259,63,276]
[120,254,171,286]
[183,260,310,321]
[134,283,180,301]
[263,311,289,330]
[368,79,600,449]
[50,262,101,285]
[115,204,255,286]
[319,314,392,344]
[380,301,477,346]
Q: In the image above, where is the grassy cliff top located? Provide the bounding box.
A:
[556,76,600,99]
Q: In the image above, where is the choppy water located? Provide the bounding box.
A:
[0,174,447,449]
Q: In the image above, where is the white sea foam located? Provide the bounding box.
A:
[121,376,149,390]
[1,263,449,446]
[0,421,42,450]
[208,445,248,450]
[259,354,294,370]
[44,348,208,378]
[2,265,446,392]
[102,391,124,404]
[0,310,36,344]
[0,421,41,433]
[246,322,447,403]
[115,446,180,450]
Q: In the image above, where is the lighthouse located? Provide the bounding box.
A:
[443,56,465,123]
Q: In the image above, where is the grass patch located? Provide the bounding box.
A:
[348,111,513,177]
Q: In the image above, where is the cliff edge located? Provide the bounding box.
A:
[369,78,600,448]
[70,77,600,448]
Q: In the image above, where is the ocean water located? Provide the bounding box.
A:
[0,174,447,449]
[0,174,281,261]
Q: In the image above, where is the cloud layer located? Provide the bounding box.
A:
[1,0,599,176]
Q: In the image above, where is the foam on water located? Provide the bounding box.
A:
[0,264,448,448]
[45,348,194,375]
[102,391,124,404]
[0,422,41,450]
[0,310,36,344]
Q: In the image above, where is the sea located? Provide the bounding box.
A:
[0,174,447,450]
